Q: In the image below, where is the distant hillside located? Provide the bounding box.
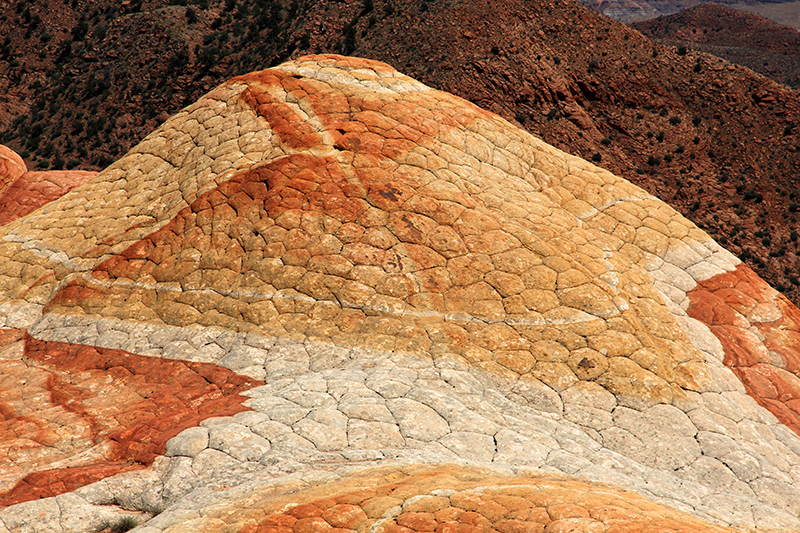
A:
[2,0,800,307]
[631,2,800,87]
[577,0,800,26]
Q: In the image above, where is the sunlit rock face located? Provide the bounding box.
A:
[2,55,800,533]
[0,146,26,191]
[0,145,97,227]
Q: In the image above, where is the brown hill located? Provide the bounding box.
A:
[631,2,800,87]
[577,0,800,26]
[2,0,800,307]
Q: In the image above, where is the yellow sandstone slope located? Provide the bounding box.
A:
[1,56,800,533]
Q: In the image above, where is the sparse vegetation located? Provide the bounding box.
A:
[98,516,138,533]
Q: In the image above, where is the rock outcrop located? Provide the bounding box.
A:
[0,145,97,227]
[0,146,26,192]
[5,0,800,309]
[2,55,800,532]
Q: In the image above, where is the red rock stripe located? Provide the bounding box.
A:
[686,263,800,437]
[0,170,96,227]
[0,332,263,508]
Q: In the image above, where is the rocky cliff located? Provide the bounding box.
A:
[3,55,800,533]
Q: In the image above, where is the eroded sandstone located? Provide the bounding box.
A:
[1,56,800,533]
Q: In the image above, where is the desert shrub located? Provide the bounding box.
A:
[72,20,88,41]
[743,190,763,203]
[100,516,139,533]
[343,23,356,54]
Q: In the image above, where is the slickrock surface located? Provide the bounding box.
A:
[3,55,800,532]
[0,329,262,508]
[0,144,97,227]
[0,156,97,227]
[0,146,26,193]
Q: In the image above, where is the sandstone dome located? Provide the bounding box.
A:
[0,146,26,191]
[2,55,800,532]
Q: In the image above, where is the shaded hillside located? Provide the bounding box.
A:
[577,0,800,25]
[1,0,800,306]
[631,3,800,87]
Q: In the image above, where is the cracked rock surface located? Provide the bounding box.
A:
[1,55,800,532]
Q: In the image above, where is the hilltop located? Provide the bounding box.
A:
[577,0,800,27]
[3,54,800,532]
[631,2,800,88]
[2,0,800,309]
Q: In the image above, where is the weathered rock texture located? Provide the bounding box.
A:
[0,146,26,193]
[0,149,97,227]
[2,55,800,533]
[5,0,800,309]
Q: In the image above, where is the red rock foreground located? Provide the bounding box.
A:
[226,466,733,533]
[2,56,800,532]
[0,328,261,507]
[688,263,800,437]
